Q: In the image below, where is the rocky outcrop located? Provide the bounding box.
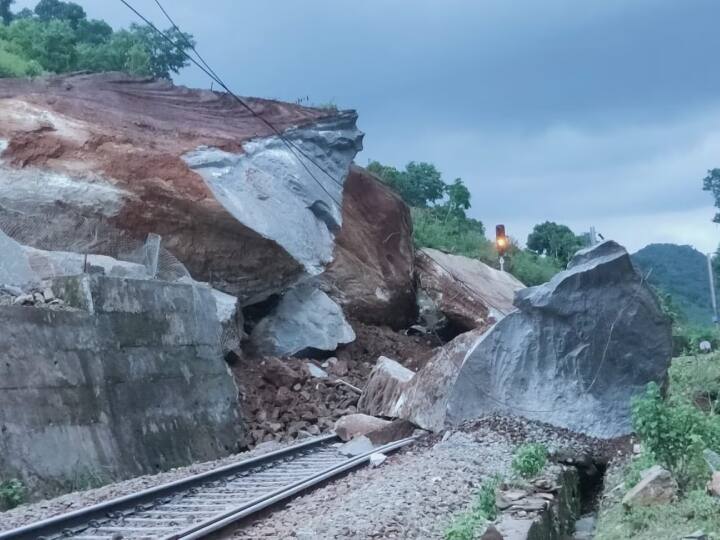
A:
[320,166,416,329]
[358,356,415,417]
[250,283,356,356]
[446,241,672,438]
[0,274,244,497]
[0,73,363,304]
[622,466,678,508]
[415,248,524,333]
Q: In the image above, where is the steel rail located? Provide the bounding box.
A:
[0,435,336,540]
[165,437,416,539]
[0,435,416,540]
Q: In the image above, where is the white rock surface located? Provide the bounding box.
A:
[183,114,362,277]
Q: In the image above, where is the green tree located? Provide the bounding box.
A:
[367,160,445,208]
[75,18,112,45]
[526,221,583,266]
[443,178,471,219]
[4,18,77,73]
[0,0,13,25]
[34,0,85,28]
[125,24,193,79]
[703,169,720,223]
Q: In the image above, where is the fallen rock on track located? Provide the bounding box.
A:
[335,414,390,442]
[320,165,417,329]
[415,247,525,334]
[0,73,363,304]
[446,240,673,438]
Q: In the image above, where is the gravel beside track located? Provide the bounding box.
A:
[225,416,610,539]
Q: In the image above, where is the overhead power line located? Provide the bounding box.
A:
[118,0,346,208]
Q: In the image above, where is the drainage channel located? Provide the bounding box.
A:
[0,435,415,540]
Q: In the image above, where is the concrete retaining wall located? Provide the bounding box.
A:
[0,275,245,497]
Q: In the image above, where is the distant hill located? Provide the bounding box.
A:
[632,243,715,327]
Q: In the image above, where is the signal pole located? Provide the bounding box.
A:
[496,224,508,272]
[708,253,719,325]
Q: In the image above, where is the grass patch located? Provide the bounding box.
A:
[444,477,500,540]
[670,353,720,412]
[0,479,26,510]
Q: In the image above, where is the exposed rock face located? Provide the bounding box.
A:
[415,248,524,333]
[0,275,244,496]
[320,166,416,329]
[622,466,677,507]
[446,241,673,438]
[250,283,356,356]
[0,73,363,304]
[358,356,415,417]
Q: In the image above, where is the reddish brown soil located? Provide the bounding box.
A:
[234,320,439,447]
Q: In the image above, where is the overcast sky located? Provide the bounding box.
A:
[17,0,720,253]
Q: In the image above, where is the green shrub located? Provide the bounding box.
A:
[511,443,548,478]
[444,477,500,540]
[632,382,720,490]
[0,479,26,509]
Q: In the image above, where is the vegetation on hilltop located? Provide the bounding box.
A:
[632,244,716,327]
[368,159,571,285]
[0,0,193,78]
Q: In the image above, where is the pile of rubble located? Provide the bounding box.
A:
[237,322,436,446]
[0,285,67,309]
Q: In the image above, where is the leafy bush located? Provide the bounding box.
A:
[0,478,25,509]
[444,477,500,540]
[411,207,493,260]
[632,382,720,489]
[505,249,563,286]
[511,443,548,478]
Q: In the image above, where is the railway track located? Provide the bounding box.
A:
[0,434,415,540]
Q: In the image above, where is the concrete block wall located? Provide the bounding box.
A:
[0,275,246,498]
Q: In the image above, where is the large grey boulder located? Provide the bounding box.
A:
[446,241,672,438]
[250,283,356,356]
